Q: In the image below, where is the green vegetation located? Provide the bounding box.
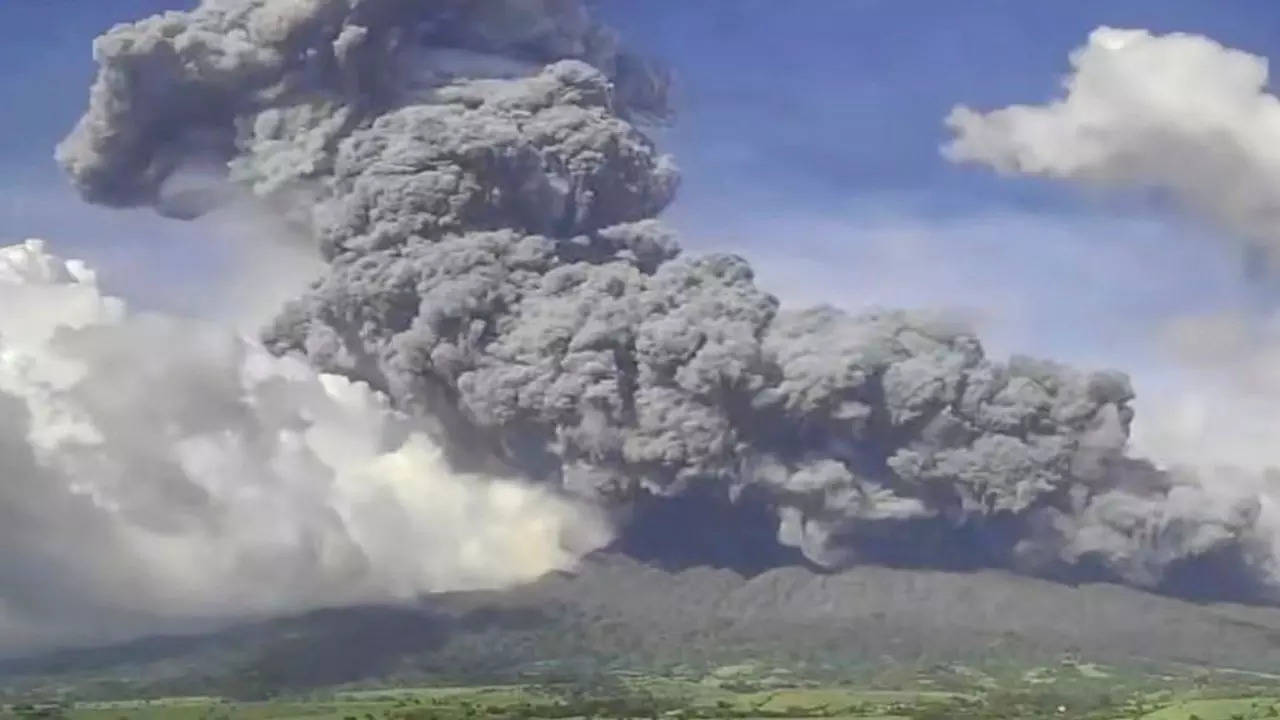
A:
[7,661,1280,720]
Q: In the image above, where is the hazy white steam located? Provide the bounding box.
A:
[0,238,608,652]
[1133,311,1280,474]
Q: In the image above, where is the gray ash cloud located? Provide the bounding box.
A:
[57,0,1280,600]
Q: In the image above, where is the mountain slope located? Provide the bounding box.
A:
[5,555,1280,698]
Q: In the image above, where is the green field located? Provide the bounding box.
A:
[7,662,1280,720]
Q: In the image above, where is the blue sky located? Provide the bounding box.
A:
[598,1,1280,214]
[2,1,1278,372]
[591,0,1280,373]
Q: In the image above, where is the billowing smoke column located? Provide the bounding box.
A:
[53,1,1280,601]
[0,237,607,652]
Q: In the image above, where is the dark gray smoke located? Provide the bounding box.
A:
[57,0,1280,600]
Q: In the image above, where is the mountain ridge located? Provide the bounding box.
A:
[5,554,1280,700]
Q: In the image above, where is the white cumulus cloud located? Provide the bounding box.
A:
[945,26,1280,249]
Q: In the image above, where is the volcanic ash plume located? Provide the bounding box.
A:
[0,238,607,652]
[50,0,1280,603]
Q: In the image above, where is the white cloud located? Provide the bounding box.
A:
[946,26,1280,249]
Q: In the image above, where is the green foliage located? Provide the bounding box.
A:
[11,666,1280,720]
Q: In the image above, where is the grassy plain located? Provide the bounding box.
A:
[6,662,1280,720]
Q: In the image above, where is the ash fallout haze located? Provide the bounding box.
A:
[3,0,1280,657]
